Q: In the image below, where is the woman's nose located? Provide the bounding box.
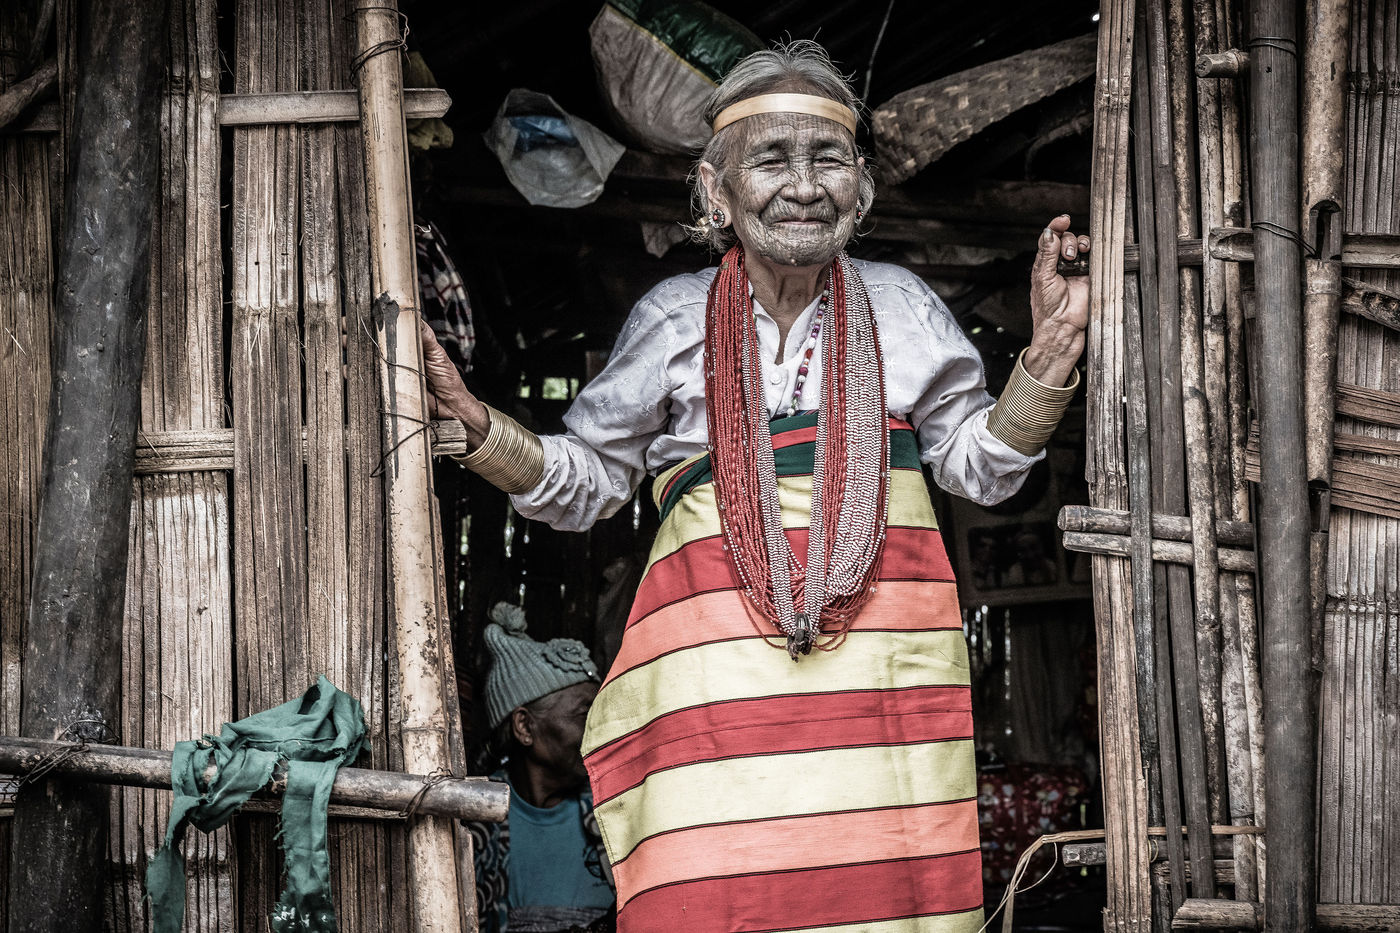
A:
[784,162,822,201]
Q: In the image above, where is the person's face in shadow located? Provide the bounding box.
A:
[515,681,599,787]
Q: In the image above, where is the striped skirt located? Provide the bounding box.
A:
[582,414,984,932]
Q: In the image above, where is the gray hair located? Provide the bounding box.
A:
[687,40,876,251]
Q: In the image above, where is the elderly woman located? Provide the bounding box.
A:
[426,41,1088,933]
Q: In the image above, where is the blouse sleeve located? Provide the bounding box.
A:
[508,289,681,532]
[907,284,1044,506]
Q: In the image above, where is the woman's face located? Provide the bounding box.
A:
[706,113,863,270]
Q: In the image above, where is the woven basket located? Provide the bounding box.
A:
[872,33,1098,184]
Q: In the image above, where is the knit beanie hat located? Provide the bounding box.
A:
[483,602,601,729]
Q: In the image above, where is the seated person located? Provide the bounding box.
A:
[468,603,614,933]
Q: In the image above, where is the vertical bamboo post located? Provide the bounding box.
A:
[1248,0,1316,927]
[353,5,464,931]
[1300,0,1349,670]
[7,0,165,929]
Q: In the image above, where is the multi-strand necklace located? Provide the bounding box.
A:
[705,245,891,659]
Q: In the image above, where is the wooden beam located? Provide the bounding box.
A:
[0,736,507,823]
[8,0,166,929]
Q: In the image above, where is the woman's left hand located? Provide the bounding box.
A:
[1023,214,1091,387]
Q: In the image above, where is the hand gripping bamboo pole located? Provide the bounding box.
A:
[353,6,465,931]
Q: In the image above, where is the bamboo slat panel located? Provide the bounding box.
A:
[1317,0,1400,901]
[1086,0,1152,928]
[106,0,235,928]
[230,0,313,923]
[0,3,58,919]
[226,0,407,928]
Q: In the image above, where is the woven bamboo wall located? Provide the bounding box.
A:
[0,0,432,929]
[1084,0,1400,924]
[0,2,58,925]
[1318,0,1400,903]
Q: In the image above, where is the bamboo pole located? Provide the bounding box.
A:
[353,5,465,931]
[6,1,165,930]
[1299,0,1349,751]
[0,736,507,821]
[1248,0,1316,926]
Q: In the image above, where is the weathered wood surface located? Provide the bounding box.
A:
[1316,0,1400,905]
[230,0,312,926]
[0,1,59,924]
[1086,0,1152,927]
[1173,899,1400,931]
[106,0,233,929]
[9,0,165,928]
[0,737,507,822]
[0,58,55,130]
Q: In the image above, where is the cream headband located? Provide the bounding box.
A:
[711,93,859,136]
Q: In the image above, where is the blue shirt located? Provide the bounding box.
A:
[505,785,614,916]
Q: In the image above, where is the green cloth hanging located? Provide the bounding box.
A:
[145,675,368,933]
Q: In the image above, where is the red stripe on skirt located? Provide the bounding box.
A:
[616,800,980,909]
[589,686,973,802]
[631,525,955,624]
[617,848,983,932]
[604,583,963,687]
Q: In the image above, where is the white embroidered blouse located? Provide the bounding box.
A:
[511,259,1041,531]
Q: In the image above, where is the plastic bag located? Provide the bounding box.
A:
[484,89,626,208]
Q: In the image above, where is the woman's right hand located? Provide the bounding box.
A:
[421,320,491,448]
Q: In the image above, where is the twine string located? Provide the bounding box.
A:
[401,768,456,820]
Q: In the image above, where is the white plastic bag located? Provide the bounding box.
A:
[484,89,626,208]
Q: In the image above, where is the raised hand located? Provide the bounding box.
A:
[1023,214,1091,388]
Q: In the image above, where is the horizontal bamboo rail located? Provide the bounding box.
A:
[6,88,450,135]
[0,736,507,822]
[1123,230,1400,271]
[1061,532,1256,573]
[132,419,472,473]
[1058,505,1255,548]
